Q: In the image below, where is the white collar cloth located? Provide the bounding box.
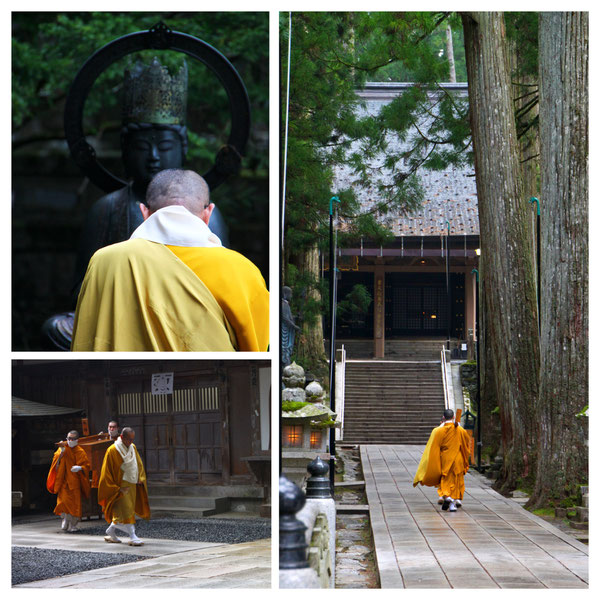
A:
[115,437,139,484]
[130,205,222,247]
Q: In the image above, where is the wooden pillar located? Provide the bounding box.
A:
[374,269,385,358]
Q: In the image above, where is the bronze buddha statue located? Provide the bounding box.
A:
[42,57,228,350]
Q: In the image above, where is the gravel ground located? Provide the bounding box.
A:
[80,517,271,543]
[12,547,148,586]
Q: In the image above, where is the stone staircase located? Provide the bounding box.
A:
[148,484,231,517]
[147,483,266,518]
[341,360,445,445]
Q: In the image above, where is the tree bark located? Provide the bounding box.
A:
[445,24,457,83]
[528,12,588,508]
[289,242,329,378]
[462,12,540,493]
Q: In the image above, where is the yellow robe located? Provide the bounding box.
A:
[167,245,269,352]
[71,238,237,351]
[413,422,471,500]
[47,445,91,518]
[98,443,150,524]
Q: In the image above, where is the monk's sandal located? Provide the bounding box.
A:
[448,501,457,512]
[441,498,450,511]
[104,523,121,543]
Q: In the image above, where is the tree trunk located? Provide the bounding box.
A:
[462,12,540,493]
[445,24,457,83]
[479,255,502,462]
[288,243,329,379]
[529,12,588,508]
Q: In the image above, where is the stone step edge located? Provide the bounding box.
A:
[335,504,370,514]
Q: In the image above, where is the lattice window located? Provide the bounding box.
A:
[143,392,168,414]
[118,392,142,415]
[310,430,322,449]
[198,386,219,412]
[283,425,303,448]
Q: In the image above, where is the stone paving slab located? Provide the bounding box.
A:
[361,444,588,589]
[12,519,271,588]
[14,538,271,588]
[12,519,219,557]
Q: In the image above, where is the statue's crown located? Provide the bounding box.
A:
[122,57,187,125]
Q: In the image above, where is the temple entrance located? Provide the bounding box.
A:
[116,374,223,484]
[385,273,465,338]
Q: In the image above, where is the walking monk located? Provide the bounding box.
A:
[413,409,471,512]
[98,427,150,546]
[46,430,91,532]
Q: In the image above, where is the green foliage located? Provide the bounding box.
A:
[505,12,539,79]
[531,507,555,517]
[337,283,372,320]
[285,264,328,329]
[12,12,268,172]
[282,12,472,264]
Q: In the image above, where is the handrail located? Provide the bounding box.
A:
[336,345,346,441]
[441,347,449,410]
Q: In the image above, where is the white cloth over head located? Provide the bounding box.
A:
[130,205,222,247]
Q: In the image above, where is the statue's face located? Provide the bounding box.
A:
[123,128,184,189]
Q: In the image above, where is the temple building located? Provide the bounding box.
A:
[330,83,479,358]
[12,360,271,516]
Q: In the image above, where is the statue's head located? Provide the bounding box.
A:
[282,286,293,301]
[120,57,188,192]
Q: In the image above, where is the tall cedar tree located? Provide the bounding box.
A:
[529,12,588,507]
[462,12,540,494]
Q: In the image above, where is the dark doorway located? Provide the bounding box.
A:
[385,273,465,337]
[115,375,224,484]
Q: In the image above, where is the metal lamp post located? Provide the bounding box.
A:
[446,221,451,350]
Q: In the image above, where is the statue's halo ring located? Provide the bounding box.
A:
[64,22,251,192]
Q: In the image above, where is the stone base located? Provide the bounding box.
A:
[279,567,321,588]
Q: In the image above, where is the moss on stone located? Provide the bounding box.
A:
[281,400,311,412]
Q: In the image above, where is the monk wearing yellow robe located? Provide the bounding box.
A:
[98,427,150,546]
[413,409,471,511]
[46,430,91,532]
[71,169,269,352]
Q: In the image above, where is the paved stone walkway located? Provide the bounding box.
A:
[12,519,271,588]
[362,445,588,589]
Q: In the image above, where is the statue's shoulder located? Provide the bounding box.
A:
[90,187,130,212]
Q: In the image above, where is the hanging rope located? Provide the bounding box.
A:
[281,12,293,251]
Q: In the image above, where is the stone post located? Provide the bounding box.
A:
[279,475,320,588]
[304,457,336,588]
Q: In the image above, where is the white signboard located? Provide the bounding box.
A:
[151,372,174,395]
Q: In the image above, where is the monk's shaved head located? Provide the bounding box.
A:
[443,409,454,421]
[121,427,135,448]
[67,430,79,439]
[145,169,209,217]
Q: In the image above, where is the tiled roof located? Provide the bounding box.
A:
[333,83,479,236]
[12,396,84,418]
